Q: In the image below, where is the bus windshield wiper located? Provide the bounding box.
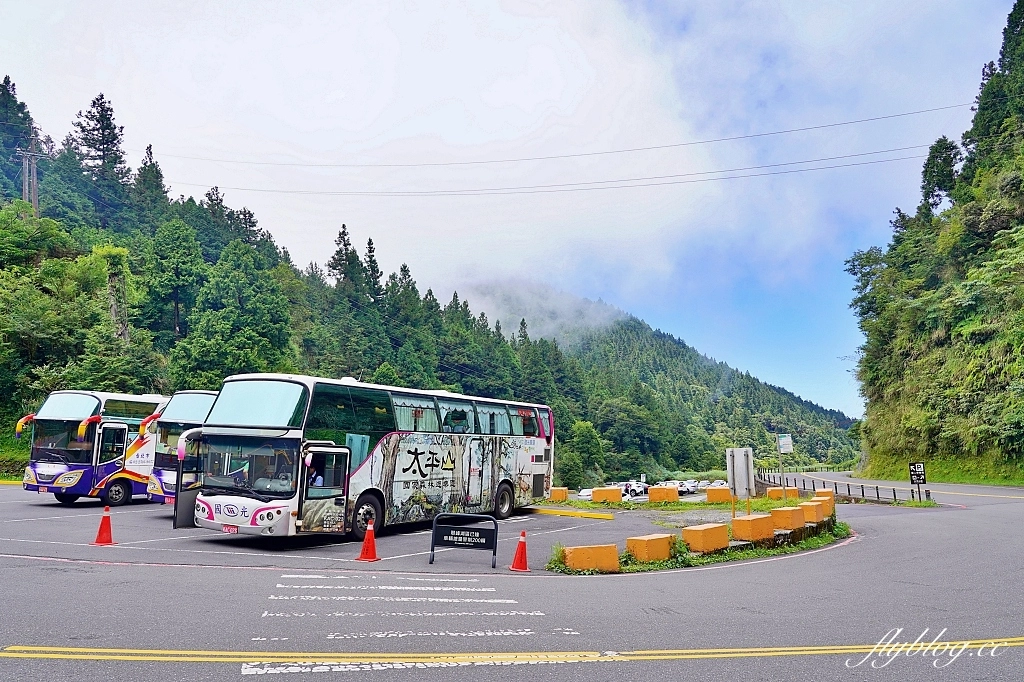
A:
[201,484,271,503]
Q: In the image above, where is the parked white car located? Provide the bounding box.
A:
[577,488,593,501]
[681,480,699,494]
[709,479,729,488]
[697,480,712,490]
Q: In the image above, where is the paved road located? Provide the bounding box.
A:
[0,480,1021,681]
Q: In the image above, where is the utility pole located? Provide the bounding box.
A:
[17,131,43,216]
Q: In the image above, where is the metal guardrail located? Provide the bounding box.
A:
[756,469,932,503]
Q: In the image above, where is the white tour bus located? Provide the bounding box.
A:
[146,390,218,505]
[173,373,554,539]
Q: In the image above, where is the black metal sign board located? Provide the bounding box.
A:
[909,462,927,485]
[429,513,498,568]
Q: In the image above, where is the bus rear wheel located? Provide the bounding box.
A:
[494,483,514,520]
[102,479,132,507]
[351,494,382,542]
[54,493,79,505]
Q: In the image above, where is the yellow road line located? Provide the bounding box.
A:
[0,481,23,486]
[529,507,615,520]
[801,474,1024,500]
[4,637,1022,664]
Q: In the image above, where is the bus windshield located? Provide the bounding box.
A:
[160,393,217,423]
[36,393,100,420]
[199,435,300,500]
[31,420,95,464]
[154,423,200,471]
[206,381,308,429]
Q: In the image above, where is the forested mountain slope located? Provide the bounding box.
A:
[0,75,856,483]
[847,1,1024,481]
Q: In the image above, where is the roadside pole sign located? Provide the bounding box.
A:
[909,462,926,501]
[777,434,794,454]
[776,434,793,496]
[429,513,499,568]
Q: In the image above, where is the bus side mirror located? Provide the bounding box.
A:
[304,453,313,468]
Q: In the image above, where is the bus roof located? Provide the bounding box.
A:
[221,373,551,410]
[49,389,169,404]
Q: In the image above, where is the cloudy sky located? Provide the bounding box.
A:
[2,0,1013,416]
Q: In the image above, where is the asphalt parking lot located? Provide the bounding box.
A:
[0,484,675,574]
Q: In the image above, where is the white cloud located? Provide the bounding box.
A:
[1,0,1012,415]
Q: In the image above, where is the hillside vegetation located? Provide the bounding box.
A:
[0,75,857,484]
[848,1,1024,482]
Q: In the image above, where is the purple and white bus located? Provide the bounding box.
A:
[19,390,168,506]
[174,374,554,539]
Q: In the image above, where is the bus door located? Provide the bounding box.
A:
[173,447,203,529]
[464,437,486,507]
[299,446,351,534]
[94,423,128,489]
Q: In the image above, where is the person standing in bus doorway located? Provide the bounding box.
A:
[309,452,325,487]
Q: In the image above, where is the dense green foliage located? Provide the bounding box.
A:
[0,75,856,480]
[848,2,1024,478]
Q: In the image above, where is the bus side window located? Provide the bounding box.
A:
[474,403,510,435]
[520,409,539,437]
[306,383,356,446]
[98,428,126,463]
[438,400,475,434]
[391,394,440,432]
[349,388,396,470]
[538,408,552,443]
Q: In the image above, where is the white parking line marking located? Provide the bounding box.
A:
[2,509,151,523]
[268,595,517,603]
[275,584,496,592]
[397,577,479,582]
[117,535,196,545]
[326,629,534,639]
[260,611,544,618]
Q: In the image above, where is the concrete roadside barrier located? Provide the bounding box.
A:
[564,545,620,573]
[731,514,774,542]
[770,506,805,531]
[626,533,675,561]
[682,523,729,553]
[812,495,834,517]
[814,488,835,500]
[798,501,825,524]
[705,487,734,503]
[647,486,679,503]
[549,487,568,502]
[591,487,622,503]
[767,487,801,500]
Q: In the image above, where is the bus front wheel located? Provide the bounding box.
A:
[494,483,514,520]
[102,480,132,507]
[54,493,79,505]
[351,494,382,542]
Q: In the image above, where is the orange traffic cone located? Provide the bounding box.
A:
[356,519,380,562]
[91,506,116,546]
[509,530,529,572]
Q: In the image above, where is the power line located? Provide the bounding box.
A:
[126,102,975,168]
[169,152,925,198]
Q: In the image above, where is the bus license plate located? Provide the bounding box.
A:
[222,524,238,534]
[39,486,48,493]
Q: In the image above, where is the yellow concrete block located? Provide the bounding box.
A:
[682,523,729,553]
[591,487,622,503]
[812,495,834,517]
[766,487,801,500]
[770,506,806,531]
[813,488,835,500]
[798,501,825,523]
[705,487,734,503]
[549,487,568,502]
[648,486,679,503]
[563,544,620,573]
[731,514,775,542]
[626,533,675,562]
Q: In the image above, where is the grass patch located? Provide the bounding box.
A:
[546,522,851,574]
[890,499,939,508]
[860,451,1024,487]
[541,497,806,514]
